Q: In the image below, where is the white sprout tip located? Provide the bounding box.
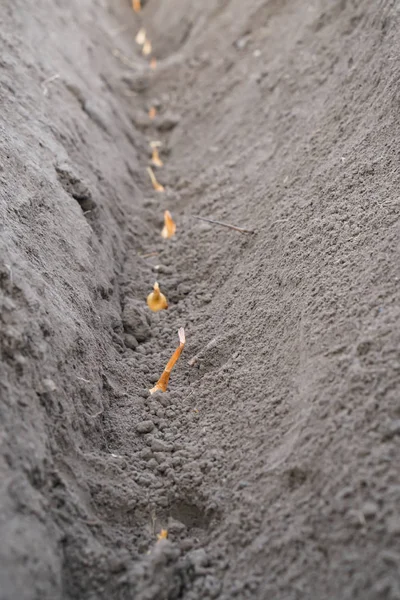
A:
[178,327,185,344]
[135,28,146,44]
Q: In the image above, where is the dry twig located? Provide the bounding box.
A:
[140,251,159,259]
[112,48,136,69]
[188,336,219,366]
[193,215,255,234]
[41,73,60,96]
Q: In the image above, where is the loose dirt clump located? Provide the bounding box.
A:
[1,1,400,599]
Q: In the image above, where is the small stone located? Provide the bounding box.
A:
[203,575,221,598]
[122,301,151,342]
[154,453,166,464]
[55,162,95,211]
[181,538,195,551]
[121,70,151,93]
[83,100,109,133]
[124,334,138,350]
[158,496,169,508]
[234,35,250,50]
[238,481,249,489]
[139,448,153,460]
[373,578,396,597]
[151,439,174,453]
[168,518,186,534]
[157,394,171,407]
[155,265,174,275]
[136,420,155,434]
[3,298,16,311]
[357,340,372,356]
[336,486,353,500]
[362,501,378,518]
[386,420,400,439]
[188,548,209,574]
[148,98,162,110]
[177,283,191,296]
[137,473,155,487]
[14,354,27,366]
[130,111,151,129]
[381,550,400,565]
[386,516,400,535]
[42,378,57,393]
[346,509,366,527]
[155,112,180,131]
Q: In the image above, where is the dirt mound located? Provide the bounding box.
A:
[1,0,400,598]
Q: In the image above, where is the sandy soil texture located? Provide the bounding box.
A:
[1,0,400,598]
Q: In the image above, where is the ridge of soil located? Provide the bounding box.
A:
[1,1,400,599]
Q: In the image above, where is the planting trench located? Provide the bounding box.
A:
[1,0,400,599]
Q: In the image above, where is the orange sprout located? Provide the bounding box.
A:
[150,57,157,70]
[142,39,152,56]
[132,0,141,12]
[148,106,157,120]
[147,167,164,192]
[151,148,163,167]
[150,328,185,394]
[161,210,176,238]
[147,282,168,312]
[157,529,168,541]
[150,141,163,167]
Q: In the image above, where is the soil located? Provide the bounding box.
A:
[1,0,400,598]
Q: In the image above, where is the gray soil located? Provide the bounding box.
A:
[1,0,400,598]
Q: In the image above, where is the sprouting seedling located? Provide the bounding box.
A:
[147,167,164,192]
[135,28,146,45]
[142,39,152,56]
[157,529,168,541]
[150,141,163,167]
[150,328,185,394]
[150,57,157,70]
[151,148,163,167]
[148,106,157,120]
[161,210,176,238]
[147,282,168,312]
[132,0,141,12]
